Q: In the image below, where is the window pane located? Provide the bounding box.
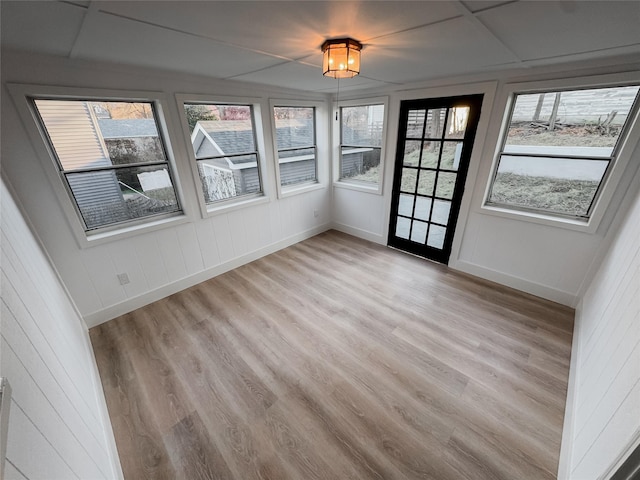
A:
[427,225,446,249]
[340,146,381,182]
[278,147,317,186]
[274,107,317,187]
[421,142,441,168]
[425,108,446,138]
[488,84,639,220]
[197,153,260,203]
[489,155,608,216]
[406,109,426,138]
[274,107,314,149]
[432,200,451,225]
[436,172,457,199]
[34,98,181,232]
[445,106,470,139]
[506,86,640,152]
[410,220,428,244]
[414,196,432,221]
[398,194,414,217]
[403,140,421,166]
[34,100,165,170]
[341,104,384,147]
[400,167,417,193]
[184,104,255,158]
[67,165,179,230]
[417,170,435,196]
[441,142,463,171]
[396,217,410,239]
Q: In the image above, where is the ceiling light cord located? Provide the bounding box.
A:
[335,77,340,121]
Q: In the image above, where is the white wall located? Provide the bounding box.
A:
[1,50,332,327]
[331,60,640,307]
[558,166,640,479]
[0,177,122,479]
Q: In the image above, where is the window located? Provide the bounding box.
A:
[340,103,385,185]
[486,84,640,219]
[32,98,181,232]
[273,106,317,187]
[182,103,263,204]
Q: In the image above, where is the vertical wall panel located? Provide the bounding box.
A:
[0,178,121,480]
[567,184,640,478]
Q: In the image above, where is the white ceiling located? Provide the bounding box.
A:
[2,1,640,93]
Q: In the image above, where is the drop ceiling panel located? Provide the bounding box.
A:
[0,1,86,56]
[231,60,390,93]
[73,10,284,79]
[94,1,463,59]
[460,1,515,13]
[479,1,640,61]
[362,15,520,84]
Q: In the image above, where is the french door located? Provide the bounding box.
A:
[388,95,483,264]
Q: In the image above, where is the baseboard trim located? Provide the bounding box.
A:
[330,222,386,245]
[449,259,577,307]
[84,224,331,328]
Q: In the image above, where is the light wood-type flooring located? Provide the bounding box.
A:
[91,230,574,480]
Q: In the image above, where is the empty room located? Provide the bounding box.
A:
[1,1,639,479]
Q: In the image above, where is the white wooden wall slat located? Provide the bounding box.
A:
[568,184,640,478]
[0,179,120,480]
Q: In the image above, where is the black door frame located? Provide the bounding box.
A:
[388,94,483,264]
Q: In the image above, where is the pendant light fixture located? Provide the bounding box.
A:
[322,38,362,78]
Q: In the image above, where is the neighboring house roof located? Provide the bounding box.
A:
[98,118,158,138]
[193,119,315,164]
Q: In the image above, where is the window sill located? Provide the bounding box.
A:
[279,181,325,199]
[479,204,596,233]
[333,179,382,195]
[81,213,190,248]
[203,193,270,217]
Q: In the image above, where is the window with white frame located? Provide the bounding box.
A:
[32,98,181,232]
[182,103,263,204]
[486,84,640,220]
[340,103,385,184]
[273,106,317,187]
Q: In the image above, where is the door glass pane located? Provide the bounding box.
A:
[445,106,470,139]
[403,140,422,166]
[406,109,426,138]
[432,200,451,225]
[401,168,418,193]
[398,194,414,217]
[414,196,432,221]
[425,109,446,138]
[417,170,436,196]
[410,220,428,244]
[420,142,441,168]
[435,172,457,199]
[396,216,410,239]
[427,225,446,249]
[441,142,463,171]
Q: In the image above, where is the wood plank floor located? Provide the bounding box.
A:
[91,230,574,480]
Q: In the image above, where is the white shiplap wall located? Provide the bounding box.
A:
[0,178,122,479]
[565,178,640,479]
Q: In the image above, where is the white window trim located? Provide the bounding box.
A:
[175,93,272,218]
[269,98,329,199]
[332,96,389,195]
[8,83,190,248]
[479,72,640,234]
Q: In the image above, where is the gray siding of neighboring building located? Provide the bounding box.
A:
[341,151,365,177]
[35,100,126,228]
[280,159,316,186]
